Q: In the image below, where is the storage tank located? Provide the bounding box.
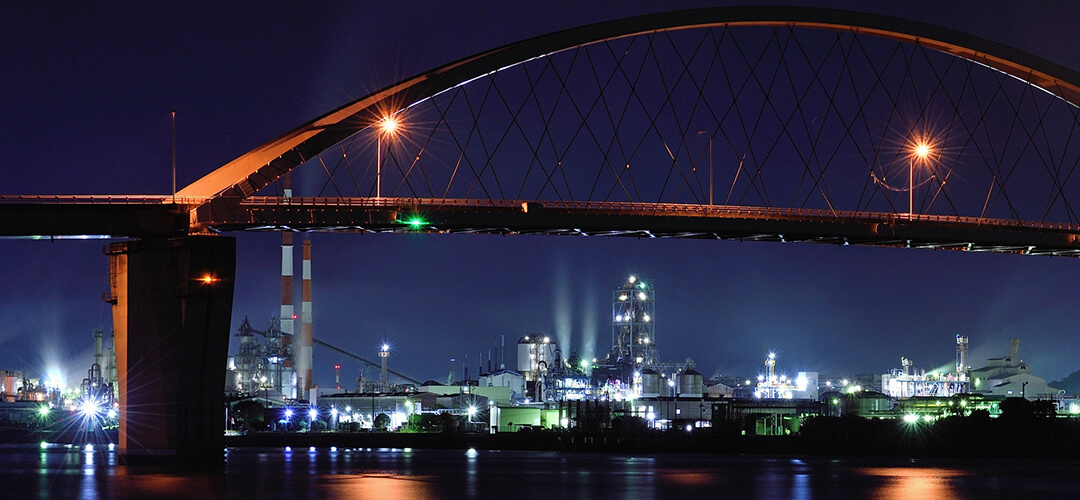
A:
[679,369,703,397]
[641,369,660,398]
[1,371,21,399]
[516,335,557,380]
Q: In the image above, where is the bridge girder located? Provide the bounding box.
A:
[200,197,1080,258]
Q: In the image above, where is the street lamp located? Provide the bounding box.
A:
[376,116,399,199]
[698,130,713,206]
[909,140,932,215]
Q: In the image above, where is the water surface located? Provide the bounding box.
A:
[2,444,1078,499]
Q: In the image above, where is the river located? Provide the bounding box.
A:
[2,443,1079,499]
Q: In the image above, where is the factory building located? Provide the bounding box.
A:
[969,338,1063,399]
[751,353,818,400]
[881,335,969,399]
[479,369,525,402]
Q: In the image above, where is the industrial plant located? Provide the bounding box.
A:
[213,237,1077,438]
[2,237,1077,442]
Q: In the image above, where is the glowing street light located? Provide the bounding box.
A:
[909,140,933,215]
[376,115,400,199]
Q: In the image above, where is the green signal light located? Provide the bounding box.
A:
[397,215,427,230]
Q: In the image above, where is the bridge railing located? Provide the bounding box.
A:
[240,196,1080,233]
[0,195,209,205]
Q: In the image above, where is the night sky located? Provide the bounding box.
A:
[2,1,1079,389]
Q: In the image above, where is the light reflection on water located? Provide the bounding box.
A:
[4,444,1080,499]
[860,467,968,500]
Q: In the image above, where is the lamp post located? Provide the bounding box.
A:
[698,130,713,206]
[376,116,399,199]
[909,141,932,215]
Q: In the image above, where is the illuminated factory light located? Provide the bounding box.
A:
[80,398,101,418]
[638,292,647,300]
[628,276,636,283]
[381,344,390,352]
[642,314,650,322]
[38,406,49,417]
[619,295,628,301]
[903,414,919,423]
[309,408,319,420]
[284,409,294,419]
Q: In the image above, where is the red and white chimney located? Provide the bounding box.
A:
[298,239,314,394]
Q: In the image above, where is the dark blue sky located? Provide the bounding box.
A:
[2,1,1079,388]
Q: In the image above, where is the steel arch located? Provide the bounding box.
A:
[177,6,1080,225]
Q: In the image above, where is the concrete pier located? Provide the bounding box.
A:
[106,235,235,469]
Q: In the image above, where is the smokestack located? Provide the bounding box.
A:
[334,364,341,390]
[956,334,969,374]
[298,239,314,393]
[279,171,296,399]
[280,231,295,355]
[93,328,104,370]
[500,335,506,369]
[378,345,389,391]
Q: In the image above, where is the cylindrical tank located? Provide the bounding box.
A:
[679,369,703,397]
[641,369,660,398]
[516,337,533,374]
[1,374,20,398]
[516,336,558,378]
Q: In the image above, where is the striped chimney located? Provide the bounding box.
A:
[299,239,314,393]
[280,232,295,362]
[280,172,295,365]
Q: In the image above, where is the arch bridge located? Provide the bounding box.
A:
[4,7,1080,465]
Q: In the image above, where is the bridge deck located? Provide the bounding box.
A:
[4,195,1079,256]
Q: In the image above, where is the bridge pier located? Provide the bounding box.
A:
[106,235,235,469]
